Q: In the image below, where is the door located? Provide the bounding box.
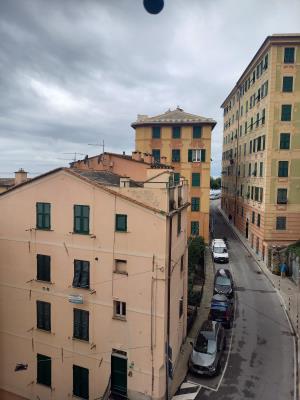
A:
[245,219,249,239]
[111,354,127,398]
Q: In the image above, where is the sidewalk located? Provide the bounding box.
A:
[218,205,299,398]
[170,247,215,397]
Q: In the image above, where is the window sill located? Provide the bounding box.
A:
[113,316,127,322]
[71,232,91,236]
[72,337,89,343]
[36,279,54,284]
[35,228,53,232]
[113,271,128,276]
[115,230,129,233]
[36,328,52,334]
[72,286,90,290]
[36,382,52,389]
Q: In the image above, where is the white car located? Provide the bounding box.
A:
[211,240,229,263]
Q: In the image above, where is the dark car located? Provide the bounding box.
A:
[189,320,226,376]
[209,294,234,329]
[213,268,234,299]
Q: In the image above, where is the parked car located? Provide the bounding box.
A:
[213,268,234,299]
[211,241,229,263]
[189,320,226,376]
[209,294,234,329]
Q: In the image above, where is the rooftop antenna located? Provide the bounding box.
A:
[63,152,86,162]
[88,140,105,154]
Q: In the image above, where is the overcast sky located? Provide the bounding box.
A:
[1,0,299,178]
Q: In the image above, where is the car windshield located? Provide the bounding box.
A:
[216,276,231,286]
[195,334,216,355]
[214,247,227,254]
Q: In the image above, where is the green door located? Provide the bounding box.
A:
[111,354,127,398]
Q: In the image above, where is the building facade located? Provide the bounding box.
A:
[221,34,300,265]
[132,107,216,242]
[0,167,189,400]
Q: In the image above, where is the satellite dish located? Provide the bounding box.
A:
[143,0,164,14]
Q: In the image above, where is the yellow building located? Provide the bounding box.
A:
[221,34,300,265]
[132,107,216,242]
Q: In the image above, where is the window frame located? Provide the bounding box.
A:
[279,133,290,150]
[172,149,181,163]
[276,216,286,230]
[281,105,292,121]
[37,354,51,387]
[73,260,90,289]
[152,126,161,139]
[282,76,293,92]
[36,300,51,332]
[278,161,289,177]
[37,254,51,282]
[152,149,161,162]
[191,173,200,187]
[193,126,202,139]
[73,365,89,400]
[191,221,199,236]
[73,205,90,235]
[277,188,288,204]
[284,47,295,64]
[114,300,127,319]
[115,214,127,232]
[73,309,89,341]
[191,197,200,212]
[172,126,181,139]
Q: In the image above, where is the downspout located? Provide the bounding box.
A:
[166,214,172,400]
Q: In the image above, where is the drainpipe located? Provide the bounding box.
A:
[165,214,173,400]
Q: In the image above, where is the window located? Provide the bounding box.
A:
[191,173,200,187]
[259,188,263,203]
[74,205,89,234]
[172,149,180,162]
[278,161,289,177]
[152,126,161,139]
[257,214,261,227]
[36,301,51,331]
[180,255,184,272]
[114,259,127,274]
[152,149,161,162]
[193,126,202,138]
[114,300,126,319]
[73,309,89,341]
[254,187,259,201]
[191,221,199,236]
[282,76,293,92]
[284,48,295,64]
[115,214,127,232]
[179,296,183,318]
[259,162,263,177]
[36,202,51,230]
[73,365,89,400]
[191,197,200,212]
[261,109,265,124]
[252,211,255,224]
[281,105,292,121]
[174,172,180,184]
[249,140,252,154]
[37,254,50,282]
[188,149,206,162]
[280,133,290,150]
[73,260,90,289]
[172,126,181,139]
[177,211,181,234]
[277,189,287,204]
[248,163,251,177]
[37,354,51,387]
[245,122,248,134]
[276,216,286,230]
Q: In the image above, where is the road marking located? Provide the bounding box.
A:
[172,381,201,399]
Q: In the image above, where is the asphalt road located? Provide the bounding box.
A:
[192,202,295,400]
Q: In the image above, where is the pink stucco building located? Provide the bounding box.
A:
[0,166,188,400]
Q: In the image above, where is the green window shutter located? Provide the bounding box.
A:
[281,105,292,121]
[74,205,90,234]
[172,149,180,162]
[73,309,81,339]
[36,202,51,230]
[201,149,206,162]
[282,76,293,92]
[191,221,199,236]
[37,354,51,387]
[174,173,180,184]
[284,48,295,63]
[192,173,200,187]
[152,149,160,162]
[276,216,286,230]
[172,126,181,139]
[152,127,161,139]
[191,197,200,212]
[280,133,290,149]
[73,260,82,287]
[278,161,289,177]
[116,214,127,232]
[193,126,202,138]
[37,254,50,282]
[188,149,192,162]
[37,301,51,331]
[73,365,89,400]
[81,261,90,289]
[82,310,89,341]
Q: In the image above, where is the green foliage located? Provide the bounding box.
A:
[288,240,300,257]
[210,177,221,189]
[188,236,205,272]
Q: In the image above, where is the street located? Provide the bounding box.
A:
[191,202,296,400]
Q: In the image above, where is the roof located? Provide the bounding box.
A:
[221,34,300,107]
[0,167,168,216]
[131,107,217,128]
[70,169,142,187]
[70,152,174,170]
[0,178,15,188]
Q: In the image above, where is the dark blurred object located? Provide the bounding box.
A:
[15,363,28,372]
[143,0,164,14]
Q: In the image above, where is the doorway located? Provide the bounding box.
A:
[111,352,127,399]
[245,219,249,239]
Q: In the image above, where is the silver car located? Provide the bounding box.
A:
[189,320,226,376]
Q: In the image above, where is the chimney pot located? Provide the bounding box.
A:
[14,168,28,185]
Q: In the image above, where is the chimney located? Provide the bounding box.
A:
[132,151,142,162]
[120,177,130,188]
[160,156,167,164]
[143,153,153,164]
[14,168,28,185]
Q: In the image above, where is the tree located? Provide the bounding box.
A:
[210,177,221,189]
